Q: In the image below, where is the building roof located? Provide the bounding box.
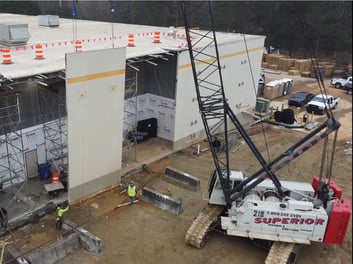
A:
[0,13,263,79]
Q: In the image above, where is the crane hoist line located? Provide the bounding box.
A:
[180,1,351,263]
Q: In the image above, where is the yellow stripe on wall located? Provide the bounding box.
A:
[178,46,263,70]
[67,69,126,85]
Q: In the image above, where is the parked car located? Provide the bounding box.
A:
[288,91,315,107]
[306,94,340,115]
[330,76,352,89]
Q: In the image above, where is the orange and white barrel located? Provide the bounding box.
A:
[52,172,60,183]
[127,34,135,47]
[187,35,193,45]
[75,40,83,52]
[34,44,44,60]
[1,48,12,64]
[153,31,161,43]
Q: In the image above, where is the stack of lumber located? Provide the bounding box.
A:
[278,58,296,71]
[288,70,300,75]
[264,54,288,70]
[318,61,335,77]
[294,59,312,73]
[310,66,325,78]
[262,62,269,68]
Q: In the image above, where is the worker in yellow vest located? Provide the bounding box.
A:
[55,203,69,230]
[127,181,137,204]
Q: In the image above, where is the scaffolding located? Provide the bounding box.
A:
[0,87,28,207]
[36,72,68,168]
[0,72,68,211]
[122,67,138,166]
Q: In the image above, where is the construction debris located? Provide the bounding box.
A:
[1,237,12,264]
[116,200,139,208]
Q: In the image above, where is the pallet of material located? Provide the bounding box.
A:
[310,66,325,78]
[264,86,277,100]
[288,70,300,75]
[263,78,293,99]
[262,62,269,68]
[278,58,296,71]
[294,59,312,73]
[324,65,335,77]
[300,71,311,77]
[277,82,284,97]
[265,54,288,65]
[269,64,279,70]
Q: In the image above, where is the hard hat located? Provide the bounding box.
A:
[129,181,134,186]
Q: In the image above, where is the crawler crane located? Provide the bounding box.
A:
[181,1,351,263]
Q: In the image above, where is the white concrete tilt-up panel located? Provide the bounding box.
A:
[66,48,126,202]
[174,36,265,150]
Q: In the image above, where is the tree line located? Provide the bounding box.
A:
[0,1,351,64]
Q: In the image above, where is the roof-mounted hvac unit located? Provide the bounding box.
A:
[38,15,60,27]
[0,22,30,46]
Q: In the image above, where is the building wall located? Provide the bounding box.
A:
[66,48,126,203]
[1,34,265,200]
[173,36,265,151]
[123,93,175,141]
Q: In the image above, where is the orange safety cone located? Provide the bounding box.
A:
[34,44,44,60]
[1,48,13,64]
[153,31,161,43]
[75,40,83,52]
[127,34,135,47]
[51,172,60,183]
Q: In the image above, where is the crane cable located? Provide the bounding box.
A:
[294,3,336,121]
[243,2,339,179]
[294,2,338,184]
[242,34,272,163]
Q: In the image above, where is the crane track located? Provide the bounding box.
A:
[265,242,300,264]
[185,204,224,248]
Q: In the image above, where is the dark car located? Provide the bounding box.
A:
[288,91,315,107]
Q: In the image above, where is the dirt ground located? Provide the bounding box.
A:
[5,74,352,264]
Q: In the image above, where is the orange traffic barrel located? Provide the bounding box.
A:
[1,48,13,64]
[34,44,44,60]
[187,35,193,44]
[127,34,135,47]
[75,40,82,52]
[153,31,161,43]
[52,172,60,183]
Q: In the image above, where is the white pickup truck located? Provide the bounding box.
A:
[330,76,352,89]
[306,94,340,115]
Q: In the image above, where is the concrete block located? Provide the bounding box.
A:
[26,233,80,264]
[63,220,103,254]
[4,245,29,264]
[62,220,78,230]
[142,187,183,215]
[165,166,200,189]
